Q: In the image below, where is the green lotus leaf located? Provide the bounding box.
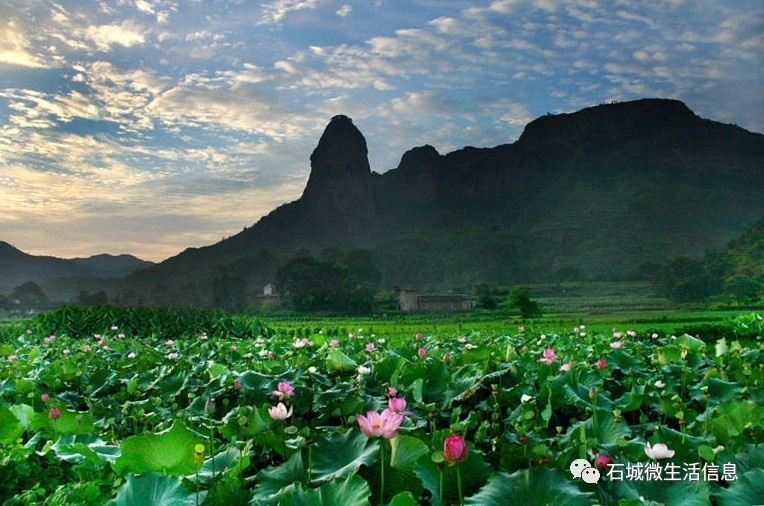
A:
[33,405,95,435]
[51,434,121,464]
[110,471,204,506]
[611,473,711,506]
[714,467,764,506]
[112,419,203,476]
[280,474,370,506]
[326,348,358,372]
[465,468,596,505]
[252,452,307,505]
[0,404,26,445]
[710,400,764,442]
[311,430,379,484]
[387,491,418,506]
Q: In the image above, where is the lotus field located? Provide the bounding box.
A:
[0,308,762,505]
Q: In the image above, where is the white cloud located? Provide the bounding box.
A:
[0,22,47,68]
[258,0,317,25]
[85,21,146,51]
[391,91,455,115]
[336,4,352,17]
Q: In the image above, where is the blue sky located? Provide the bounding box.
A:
[1,0,762,262]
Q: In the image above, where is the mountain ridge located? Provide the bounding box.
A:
[3,98,763,305]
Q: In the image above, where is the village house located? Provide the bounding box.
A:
[398,287,477,312]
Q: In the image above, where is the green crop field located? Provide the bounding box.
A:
[0,307,761,505]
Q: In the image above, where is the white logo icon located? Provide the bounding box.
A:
[569,459,600,483]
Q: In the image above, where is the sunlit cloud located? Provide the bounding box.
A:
[0,22,48,68]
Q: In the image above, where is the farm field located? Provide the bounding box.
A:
[0,307,762,505]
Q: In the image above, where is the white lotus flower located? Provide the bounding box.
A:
[654,380,665,389]
[645,442,675,460]
[520,394,533,403]
[268,402,292,421]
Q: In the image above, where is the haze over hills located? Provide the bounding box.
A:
[3,98,763,305]
[0,242,153,294]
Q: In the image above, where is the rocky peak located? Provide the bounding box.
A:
[300,115,378,241]
[517,98,697,150]
[304,115,370,196]
[396,145,441,174]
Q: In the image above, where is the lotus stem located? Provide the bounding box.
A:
[457,465,464,506]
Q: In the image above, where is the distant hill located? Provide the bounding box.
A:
[0,242,154,296]
[0,241,87,293]
[70,254,155,278]
[120,98,764,305]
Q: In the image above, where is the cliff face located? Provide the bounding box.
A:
[118,98,764,302]
[300,115,378,242]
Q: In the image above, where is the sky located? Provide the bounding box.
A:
[1,0,762,262]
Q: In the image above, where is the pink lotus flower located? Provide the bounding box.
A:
[110,326,118,331]
[559,362,572,372]
[49,407,61,419]
[41,393,49,403]
[610,341,623,349]
[573,327,580,333]
[388,397,411,416]
[7,354,18,362]
[539,348,559,365]
[644,442,675,460]
[417,347,427,358]
[385,387,398,398]
[330,339,339,347]
[357,409,403,439]
[415,332,422,341]
[268,402,292,420]
[230,345,238,351]
[234,380,242,390]
[272,381,295,400]
[165,339,175,345]
[366,343,376,352]
[595,453,611,470]
[518,326,525,332]
[596,358,607,370]
[83,344,91,352]
[443,434,468,465]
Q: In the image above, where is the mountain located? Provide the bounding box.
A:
[118,99,764,304]
[70,254,155,278]
[0,241,88,293]
[0,242,154,296]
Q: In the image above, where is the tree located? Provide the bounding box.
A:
[656,257,712,302]
[275,250,380,314]
[475,283,497,310]
[212,271,247,313]
[506,287,542,318]
[11,281,48,305]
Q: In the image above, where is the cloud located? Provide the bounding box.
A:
[336,4,352,17]
[258,0,318,25]
[0,22,47,68]
[390,91,456,115]
[85,21,146,51]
